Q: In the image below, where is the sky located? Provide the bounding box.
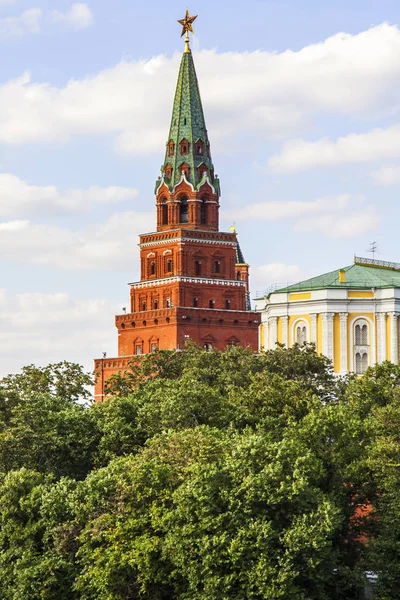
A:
[1,0,400,376]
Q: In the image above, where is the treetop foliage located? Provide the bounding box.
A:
[0,345,398,598]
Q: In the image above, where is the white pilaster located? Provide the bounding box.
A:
[281,316,289,347]
[377,312,387,364]
[389,312,399,364]
[310,313,318,345]
[322,313,334,361]
[339,313,348,374]
[269,317,278,349]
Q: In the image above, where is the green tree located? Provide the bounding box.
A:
[63,423,366,599]
[0,362,98,478]
[345,362,400,599]
[0,361,93,404]
[94,344,340,465]
[0,468,79,600]
[0,346,380,599]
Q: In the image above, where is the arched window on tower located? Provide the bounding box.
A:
[161,198,168,225]
[197,164,208,180]
[180,163,190,179]
[236,271,241,281]
[195,260,201,276]
[196,139,204,155]
[209,299,215,309]
[354,319,369,374]
[168,141,174,156]
[164,164,172,180]
[180,196,188,223]
[180,138,189,155]
[150,262,156,276]
[200,197,207,225]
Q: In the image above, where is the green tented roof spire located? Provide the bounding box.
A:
[160,35,217,191]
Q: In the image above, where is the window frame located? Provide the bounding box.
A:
[291,319,309,345]
[353,318,370,374]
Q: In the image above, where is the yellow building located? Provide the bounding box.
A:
[254,256,400,375]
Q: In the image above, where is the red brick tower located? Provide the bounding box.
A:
[94,12,260,400]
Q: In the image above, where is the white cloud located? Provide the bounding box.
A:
[0,289,120,377]
[0,8,42,39]
[294,210,379,238]
[251,263,306,297]
[371,164,400,185]
[0,210,153,270]
[52,3,93,30]
[0,173,139,217]
[1,23,400,149]
[268,125,400,173]
[223,194,363,222]
[223,194,379,239]
[0,219,29,231]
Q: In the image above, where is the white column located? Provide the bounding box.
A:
[389,312,399,364]
[322,313,334,361]
[377,312,387,364]
[310,313,318,345]
[269,317,278,349]
[339,313,348,374]
[260,320,266,351]
[281,316,289,347]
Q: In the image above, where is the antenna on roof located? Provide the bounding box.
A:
[367,241,378,260]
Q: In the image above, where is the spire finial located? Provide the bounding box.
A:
[178,8,197,53]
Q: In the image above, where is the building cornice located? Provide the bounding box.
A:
[139,236,237,249]
[129,276,247,289]
[261,297,400,321]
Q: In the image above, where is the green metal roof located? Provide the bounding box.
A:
[160,48,215,191]
[275,260,400,294]
[236,240,246,265]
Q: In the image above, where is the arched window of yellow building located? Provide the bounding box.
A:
[355,352,361,373]
[355,352,368,374]
[355,323,368,345]
[295,322,308,344]
[362,325,368,345]
[362,352,368,372]
[354,319,369,374]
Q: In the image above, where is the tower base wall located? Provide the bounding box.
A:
[94,307,260,401]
